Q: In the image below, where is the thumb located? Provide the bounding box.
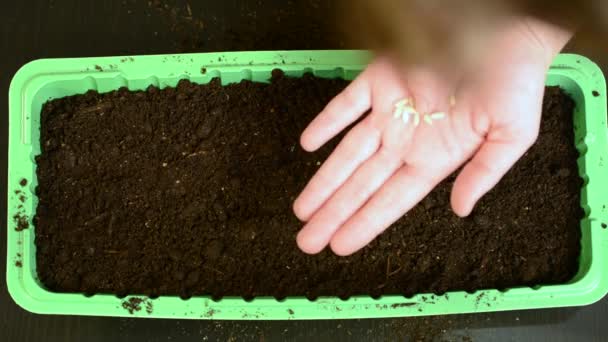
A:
[450,130,537,217]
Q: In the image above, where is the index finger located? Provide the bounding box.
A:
[300,68,372,152]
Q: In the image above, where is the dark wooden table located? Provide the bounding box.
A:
[1,1,606,340]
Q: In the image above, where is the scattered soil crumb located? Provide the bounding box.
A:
[14,214,29,231]
[145,301,153,314]
[121,297,144,314]
[19,179,27,186]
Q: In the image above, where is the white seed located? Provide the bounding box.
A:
[394,98,409,108]
[401,106,416,113]
[423,114,433,125]
[402,111,410,124]
[430,112,446,120]
[413,112,420,126]
[162,162,168,167]
[393,106,404,119]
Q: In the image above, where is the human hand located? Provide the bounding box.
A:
[294,18,572,256]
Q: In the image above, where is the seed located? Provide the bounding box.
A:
[430,112,446,120]
[393,99,421,126]
[394,98,409,108]
[401,106,416,113]
[393,106,404,119]
[402,111,410,124]
[423,114,433,125]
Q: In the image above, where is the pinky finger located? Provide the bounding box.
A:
[450,135,535,217]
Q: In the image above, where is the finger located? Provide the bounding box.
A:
[300,68,372,152]
[450,132,536,217]
[296,148,403,254]
[330,165,441,256]
[293,120,381,222]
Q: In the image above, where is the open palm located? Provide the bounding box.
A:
[293,21,566,256]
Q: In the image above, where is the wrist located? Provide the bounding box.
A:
[479,16,574,76]
[517,17,574,67]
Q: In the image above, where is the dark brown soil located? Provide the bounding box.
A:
[34,72,581,298]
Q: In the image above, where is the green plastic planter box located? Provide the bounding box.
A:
[6,51,608,319]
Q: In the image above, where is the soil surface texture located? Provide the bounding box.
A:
[34,72,581,298]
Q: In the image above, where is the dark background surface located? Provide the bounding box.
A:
[1,1,606,341]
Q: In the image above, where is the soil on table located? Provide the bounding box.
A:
[34,71,582,298]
